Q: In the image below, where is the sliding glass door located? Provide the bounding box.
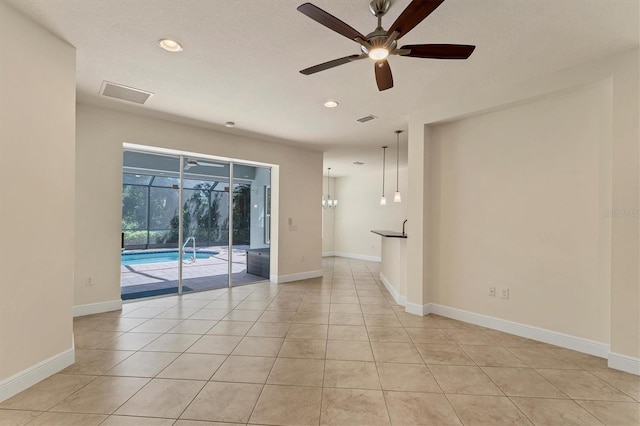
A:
[179,157,230,293]
[121,151,181,300]
[121,149,271,299]
[231,164,272,286]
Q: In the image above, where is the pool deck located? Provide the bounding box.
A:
[121,246,268,298]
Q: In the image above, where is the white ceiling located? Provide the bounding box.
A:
[7,0,639,176]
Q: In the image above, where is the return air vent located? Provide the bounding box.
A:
[356,114,377,123]
[100,81,153,104]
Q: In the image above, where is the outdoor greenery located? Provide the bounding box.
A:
[122,176,251,248]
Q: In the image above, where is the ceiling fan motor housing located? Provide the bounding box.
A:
[360,34,396,56]
[369,0,390,17]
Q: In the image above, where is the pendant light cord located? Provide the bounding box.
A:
[396,131,401,191]
[382,146,387,196]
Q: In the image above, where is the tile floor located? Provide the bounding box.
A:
[1,257,639,425]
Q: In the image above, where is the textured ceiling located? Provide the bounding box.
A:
[6,0,639,176]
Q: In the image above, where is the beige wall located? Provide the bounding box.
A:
[380,237,407,298]
[407,49,639,360]
[75,104,322,307]
[406,124,431,312]
[0,0,75,381]
[607,52,640,359]
[331,170,408,260]
[428,82,609,342]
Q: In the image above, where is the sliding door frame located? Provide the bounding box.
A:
[123,144,273,296]
[227,162,234,289]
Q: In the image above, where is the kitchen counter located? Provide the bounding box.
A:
[371,230,407,238]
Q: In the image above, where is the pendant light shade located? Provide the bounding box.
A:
[394,130,403,203]
[323,167,337,208]
[380,146,388,206]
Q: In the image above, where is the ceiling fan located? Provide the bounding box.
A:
[184,159,225,170]
[297,0,476,91]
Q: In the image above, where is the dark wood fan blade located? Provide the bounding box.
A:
[300,54,364,75]
[399,44,476,59]
[297,3,366,41]
[374,60,393,91]
[388,0,444,39]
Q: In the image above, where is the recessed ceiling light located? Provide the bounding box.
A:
[158,38,183,52]
[225,121,235,128]
[323,100,339,108]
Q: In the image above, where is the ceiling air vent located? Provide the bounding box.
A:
[356,114,377,123]
[100,81,153,104]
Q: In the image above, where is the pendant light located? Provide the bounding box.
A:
[380,146,388,205]
[322,167,337,208]
[394,130,403,203]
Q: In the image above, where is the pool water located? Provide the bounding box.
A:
[121,250,218,266]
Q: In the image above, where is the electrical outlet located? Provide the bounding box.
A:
[488,287,496,297]
[85,276,94,286]
[501,288,509,299]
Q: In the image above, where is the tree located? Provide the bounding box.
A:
[233,184,251,245]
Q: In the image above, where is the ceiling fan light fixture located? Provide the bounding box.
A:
[323,167,338,209]
[297,1,476,92]
[323,100,339,108]
[158,38,183,52]
[368,47,389,60]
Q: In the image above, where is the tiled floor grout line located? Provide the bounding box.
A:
[94,286,243,424]
[246,283,305,426]
[174,284,268,424]
[110,286,262,423]
[360,265,396,426]
[3,258,638,425]
[374,263,466,425]
[318,277,333,426]
[441,392,468,426]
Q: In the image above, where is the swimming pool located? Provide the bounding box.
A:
[121,250,218,266]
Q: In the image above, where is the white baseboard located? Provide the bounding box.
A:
[608,352,640,375]
[428,303,610,358]
[0,346,75,403]
[377,280,639,376]
[405,302,428,316]
[379,273,406,306]
[73,299,122,317]
[322,251,335,257]
[271,269,323,284]
[332,252,381,262]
